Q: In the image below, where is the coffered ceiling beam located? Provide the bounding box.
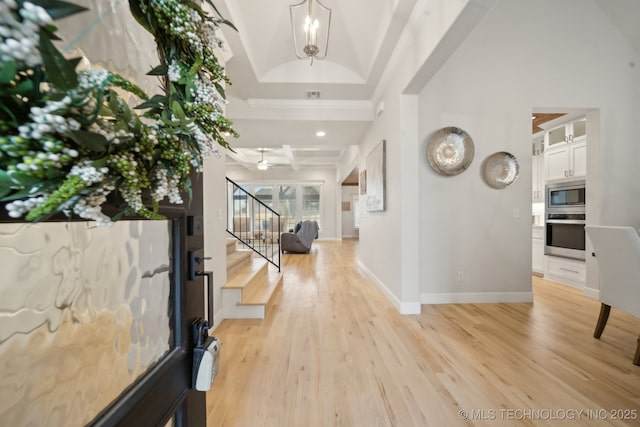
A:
[282,145,299,171]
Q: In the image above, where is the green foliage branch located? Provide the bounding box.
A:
[0,0,237,226]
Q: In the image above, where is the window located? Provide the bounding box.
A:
[232,182,322,233]
[231,185,250,217]
[278,185,297,231]
[254,185,273,208]
[302,185,321,223]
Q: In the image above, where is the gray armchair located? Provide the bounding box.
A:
[281,220,319,254]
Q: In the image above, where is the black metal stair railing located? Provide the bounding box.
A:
[226,177,281,271]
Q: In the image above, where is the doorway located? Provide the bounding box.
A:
[341,167,360,240]
[530,108,595,294]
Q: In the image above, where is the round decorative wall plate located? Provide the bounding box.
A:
[483,151,520,189]
[426,127,475,176]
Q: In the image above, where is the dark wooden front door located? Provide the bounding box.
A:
[91,173,208,427]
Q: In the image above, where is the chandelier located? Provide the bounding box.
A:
[289,0,332,64]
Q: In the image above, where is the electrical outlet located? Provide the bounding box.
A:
[457,271,464,282]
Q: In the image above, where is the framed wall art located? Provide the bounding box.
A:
[366,140,386,212]
[359,169,367,195]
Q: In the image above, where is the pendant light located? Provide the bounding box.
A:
[289,0,332,65]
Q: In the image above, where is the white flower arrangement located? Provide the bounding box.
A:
[0,0,237,226]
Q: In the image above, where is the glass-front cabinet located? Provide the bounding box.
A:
[547,125,568,147]
[544,116,587,181]
[545,116,587,148]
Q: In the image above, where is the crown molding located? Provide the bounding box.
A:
[247,98,373,111]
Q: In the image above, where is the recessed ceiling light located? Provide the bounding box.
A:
[316,131,326,137]
[531,116,537,120]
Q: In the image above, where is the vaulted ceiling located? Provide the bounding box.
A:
[214,0,640,172]
[214,0,418,172]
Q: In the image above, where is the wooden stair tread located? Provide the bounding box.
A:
[237,270,283,306]
[223,258,267,289]
[223,236,283,319]
[226,250,252,269]
[226,238,237,254]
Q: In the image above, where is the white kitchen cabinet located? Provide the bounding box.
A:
[545,146,569,181]
[531,135,545,201]
[532,154,545,201]
[545,140,586,181]
[532,226,544,275]
[545,117,586,149]
[544,255,586,289]
[532,135,544,156]
[544,116,586,181]
[570,141,587,177]
[547,124,568,148]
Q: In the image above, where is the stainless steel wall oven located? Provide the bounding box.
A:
[545,180,586,260]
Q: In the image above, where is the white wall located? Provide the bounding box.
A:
[226,167,339,239]
[416,0,640,300]
[203,154,229,330]
[355,0,640,310]
[353,0,489,313]
[58,0,159,95]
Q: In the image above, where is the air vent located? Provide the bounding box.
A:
[306,90,321,99]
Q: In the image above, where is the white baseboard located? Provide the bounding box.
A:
[224,305,265,319]
[358,260,421,315]
[544,273,585,290]
[420,291,534,304]
[211,307,225,331]
[220,288,266,319]
[399,301,421,315]
[583,287,600,300]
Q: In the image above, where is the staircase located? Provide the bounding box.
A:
[226,177,281,272]
[222,239,283,319]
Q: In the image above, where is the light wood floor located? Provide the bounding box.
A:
[207,240,640,426]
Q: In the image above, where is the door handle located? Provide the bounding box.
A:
[188,250,210,280]
[196,270,214,325]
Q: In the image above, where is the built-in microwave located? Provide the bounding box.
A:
[546,180,585,213]
[545,179,586,260]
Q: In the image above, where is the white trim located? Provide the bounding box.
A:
[400,301,422,315]
[544,273,585,290]
[247,98,373,111]
[358,260,421,315]
[583,287,600,300]
[420,292,534,304]
[211,307,225,332]
[224,304,265,319]
[372,0,435,103]
[230,179,326,185]
[228,96,373,122]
